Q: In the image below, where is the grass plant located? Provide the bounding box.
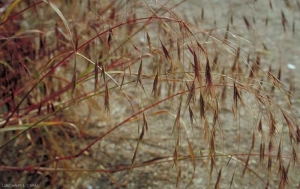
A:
[0,0,299,188]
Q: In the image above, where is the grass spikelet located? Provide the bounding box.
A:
[269,0,273,10]
[230,173,235,188]
[277,140,282,162]
[101,63,106,83]
[39,34,46,57]
[176,167,182,189]
[251,132,255,150]
[196,41,207,55]
[152,71,159,96]
[172,102,182,134]
[292,19,295,35]
[282,112,295,141]
[279,164,289,188]
[185,81,195,109]
[296,126,300,143]
[132,44,141,53]
[262,42,268,51]
[268,156,272,173]
[224,22,230,42]
[137,59,143,85]
[160,40,171,60]
[188,106,196,126]
[143,113,148,132]
[107,29,113,48]
[243,15,251,31]
[177,40,181,61]
[233,81,244,109]
[192,50,201,82]
[212,109,218,128]
[231,47,240,73]
[269,113,277,137]
[220,85,227,105]
[292,148,299,165]
[104,83,110,112]
[281,10,288,32]
[205,57,213,90]
[71,72,77,97]
[187,137,196,173]
[242,149,252,177]
[268,139,273,153]
[256,53,261,67]
[249,65,255,80]
[187,44,195,55]
[199,93,206,119]
[210,129,216,176]
[260,142,265,162]
[213,53,219,68]
[248,54,260,82]
[210,155,216,177]
[173,142,179,169]
[146,32,152,52]
[160,39,173,71]
[94,61,99,91]
[215,167,222,189]
[277,66,282,81]
[131,113,148,167]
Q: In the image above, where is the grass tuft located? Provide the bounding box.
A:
[0,0,299,188]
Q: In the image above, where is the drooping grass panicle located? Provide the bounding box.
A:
[1,0,299,188]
